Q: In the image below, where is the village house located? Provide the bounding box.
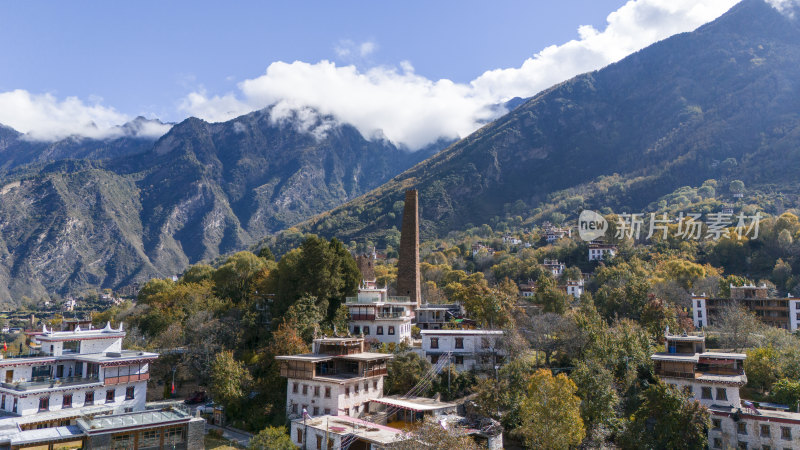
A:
[417,330,505,372]
[276,337,392,419]
[0,323,205,449]
[346,280,416,345]
[652,330,800,449]
[691,284,800,331]
[414,304,465,330]
[588,241,617,261]
[542,259,565,277]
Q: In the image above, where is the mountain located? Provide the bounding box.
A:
[282,0,800,246]
[0,109,437,303]
[0,117,172,172]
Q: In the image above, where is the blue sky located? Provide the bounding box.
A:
[0,0,742,145]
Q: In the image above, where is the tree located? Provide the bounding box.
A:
[621,381,709,450]
[523,313,583,366]
[535,276,570,314]
[257,246,275,261]
[770,378,800,409]
[517,369,585,449]
[248,426,294,450]
[283,296,327,342]
[213,251,267,304]
[384,352,432,396]
[210,351,253,413]
[745,346,779,391]
[571,358,620,440]
[714,302,763,351]
[387,417,480,450]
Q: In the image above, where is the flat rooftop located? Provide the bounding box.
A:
[651,353,699,362]
[78,408,196,432]
[7,425,83,446]
[73,349,159,363]
[297,415,404,445]
[420,330,503,335]
[371,395,457,412]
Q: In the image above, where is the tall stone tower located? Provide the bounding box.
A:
[397,189,422,307]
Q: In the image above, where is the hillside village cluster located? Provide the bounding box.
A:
[0,189,797,449]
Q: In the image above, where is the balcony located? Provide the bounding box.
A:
[375,311,406,319]
[655,369,695,379]
[350,314,376,321]
[0,375,101,391]
[104,373,150,385]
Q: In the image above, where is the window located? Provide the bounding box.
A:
[701,387,713,399]
[364,381,369,391]
[140,430,159,447]
[1,395,4,409]
[293,383,298,393]
[345,387,350,396]
[325,387,331,398]
[713,438,722,448]
[324,408,331,415]
[712,418,721,430]
[303,385,308,395]
[353,326,361,335]
[62,394,72,408]
[39,396,49,411]
[698,320,703,327]
[455,338,464,349]
[297,428,303,444]
[455,355,464,365]
[737,443,748,450]
[354,384,360,394]
[377,326,384,335]
[313,406,319,416]
[388,326,395,335]
[430,338,439,349]
[761,425,771,437]
[164,427,184,445]
[344,408,350,416]
[12,398,17,413]
[781,426,791,440]
[317,435,323,450]
[111,434,133,450]
[716,388,727,401]
[291,404,298,414]
[697,300,702,307]
[373,381,378,390]
[314,386,320,397]
[106,389,115,403]
[738,422,747,435]
[125,387,135,400]
[431,354,439,364]
[698,310,702,318]
[364,326,370,335]
[85,391,94,406]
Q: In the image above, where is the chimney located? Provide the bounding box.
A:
[397,189,422,307]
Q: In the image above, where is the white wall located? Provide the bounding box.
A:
[79,337,122,354]
[708,412,800,449]
[790,300,799,331]
[286,377,384,418]
[692,297,707,328]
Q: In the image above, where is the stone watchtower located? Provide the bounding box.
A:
[397,189,422,307]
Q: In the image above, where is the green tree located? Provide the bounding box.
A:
[257,246,275,261]
[248,426,294,450]
[213,251,267,303]
[517,369,585,449]
[745,346,780,391]
[770,378,800,409]
[571,358,620,440]
[536,276,570,315]
[209,351,253,414]
[621,381,709,450]
[284,295,327,342]
[181,264,214,284]
[384,352,432,396]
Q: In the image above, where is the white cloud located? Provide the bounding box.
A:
[182,0,740,150]
[0,89,171,141]
[766,0,800,17]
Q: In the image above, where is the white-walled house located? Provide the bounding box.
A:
[588,243,617,261]
[418,330,505,372]
[347,281,415,345]
[652,331,800,449]
[276,337,392,419]
[0,322,157,432]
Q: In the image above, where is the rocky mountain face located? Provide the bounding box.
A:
[0,109,436,304]
[286,0,800,245]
